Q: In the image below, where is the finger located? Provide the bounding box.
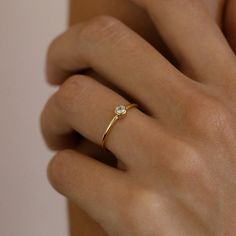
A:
[41,75,160,166]
[131,0,235,84]
[48,149,127,231]
[47,15,190,116]
[79,139,119,169]
[224,0,236,53]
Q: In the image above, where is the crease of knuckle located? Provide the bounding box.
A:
[55,75,91,113]
[184,94,231,134]
[79,15,128,48]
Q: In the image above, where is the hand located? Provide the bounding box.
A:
[41,1,236,235]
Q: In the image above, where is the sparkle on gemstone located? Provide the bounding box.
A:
[115,105,127,116]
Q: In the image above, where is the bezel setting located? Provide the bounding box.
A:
[115,105,127,116]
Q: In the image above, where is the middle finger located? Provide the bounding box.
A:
[47,15,192,117]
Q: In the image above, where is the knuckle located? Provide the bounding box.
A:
[79,15,127,45]
[169,143,202,179]
[55,75,91,113]
[48,150,73,192]
[46,33,63,64]
[168,142,216,197]
[123,188,168,232]
[184,92,232,134]
[46,37,57,60]
[40,107,53,149]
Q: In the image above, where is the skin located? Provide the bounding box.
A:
[69,0,235,51]
[41,0,236,235]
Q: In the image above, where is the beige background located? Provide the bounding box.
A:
[0,0,69,235]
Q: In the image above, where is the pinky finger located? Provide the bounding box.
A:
[48,149,128,232]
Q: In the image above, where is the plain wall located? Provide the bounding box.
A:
[0,0,69,235]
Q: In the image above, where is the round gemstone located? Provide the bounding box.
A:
[115,105,126,116]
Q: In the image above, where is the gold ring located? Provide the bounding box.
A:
[101,103,138,149]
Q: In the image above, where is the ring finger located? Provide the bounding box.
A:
[41,74,167,168]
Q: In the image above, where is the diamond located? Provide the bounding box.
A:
[115,105,126,116]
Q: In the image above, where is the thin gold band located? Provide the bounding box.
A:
[101,103,138,149]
